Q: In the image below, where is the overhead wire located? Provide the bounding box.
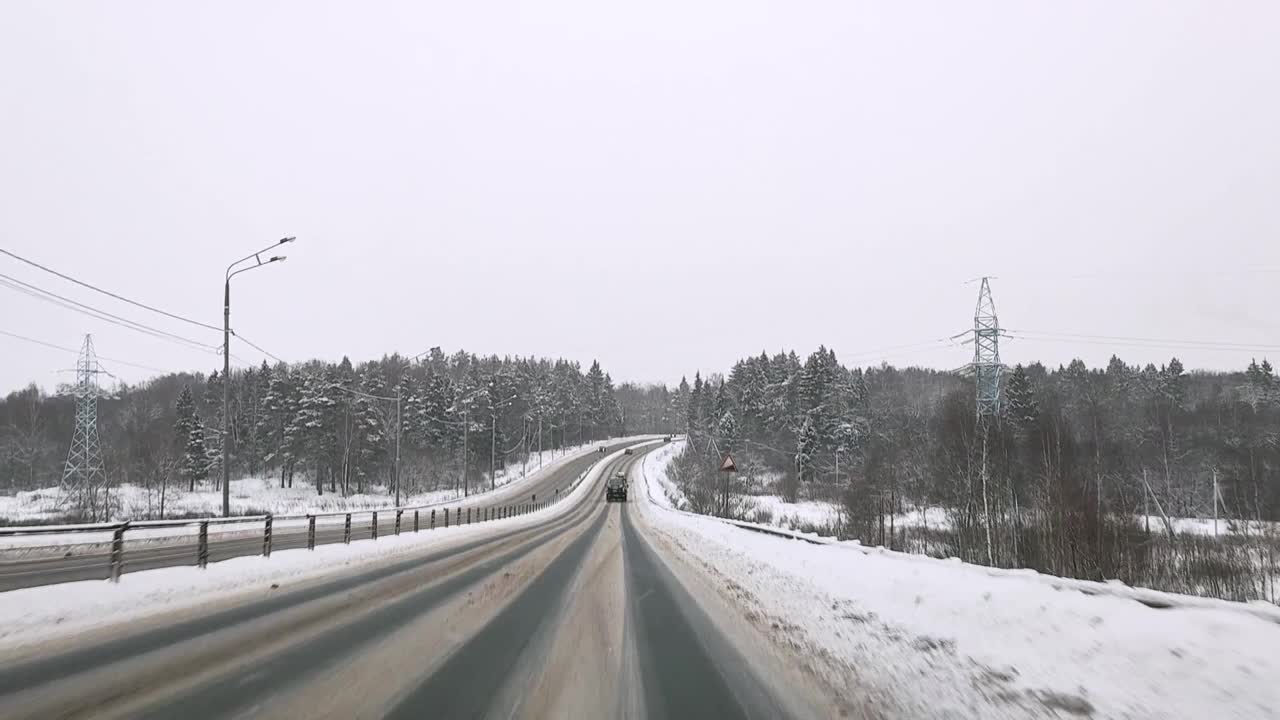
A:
[1006,334,1278,356]
[230,330,285,364]
[1007,329,1280,353]
[0,247,222,332]
[0,273,218,353]
[0,328,171,374]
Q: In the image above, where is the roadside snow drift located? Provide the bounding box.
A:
[639,440,1280,720]
[0,441,647,655]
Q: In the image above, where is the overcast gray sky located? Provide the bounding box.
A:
[2,1,1278,394]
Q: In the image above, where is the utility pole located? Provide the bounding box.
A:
[491,411,497,492]
[462,409,469,497]
[538,416,544,470]
[395,385,402,507]
[521,416,528,480]
[222,280,230,510]
[1212,468,1219,537]
[329,381,402,507]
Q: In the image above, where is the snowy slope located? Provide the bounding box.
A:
[638,440,1280,720]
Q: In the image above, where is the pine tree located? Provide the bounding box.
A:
[184,417,210,491]
[175,385,196,455]
[292,369,338,495]
[1003,364,1038,433]
[175,385,209,491]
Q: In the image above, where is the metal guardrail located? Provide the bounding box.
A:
[0,440,636,589]
[0,486,578,585]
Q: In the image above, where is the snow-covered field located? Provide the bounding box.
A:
[638,439,1280,719]
[0,442,642,654]
[0,441,605,525]
[741,494,840,531]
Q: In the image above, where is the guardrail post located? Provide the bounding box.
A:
[372,511,379,540]
[414,510,419,532]
[263,514,273,557]
[445,508,450,528]
[456,508,461,525]
[110,522,128,582]
[466,508,471,525]
[484,507,489,522]
[198,520,209,568]
[395,509,403,535]
[344,513,352,544]
[307,515,316,550]
[431,509,436,529]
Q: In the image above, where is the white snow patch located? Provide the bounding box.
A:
[637,443,1280,720]
[0,441,612,526]
[741,494,840,531]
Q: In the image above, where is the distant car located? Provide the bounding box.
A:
[598,446,607,454]
[624,448,633,455]
[606,471,628,502]
[664,436,671,442]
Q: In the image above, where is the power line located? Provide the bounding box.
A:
[0,328,171,374]
[231,330,285,364]
[1008,329,1280,353]
[1006,334,1278,356]
[841,337,961,360]
[0,273,218,353]
[0,247,222,332]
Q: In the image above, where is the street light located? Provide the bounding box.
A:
[222,236,294,517]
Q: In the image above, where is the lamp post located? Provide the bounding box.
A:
[222,237,294,517]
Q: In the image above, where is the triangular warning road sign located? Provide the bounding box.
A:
[719,454,737,472]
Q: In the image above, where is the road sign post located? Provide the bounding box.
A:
[719,454,737,518]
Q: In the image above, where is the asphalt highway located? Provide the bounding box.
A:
[0,442,839,719]
[0,440,637,592]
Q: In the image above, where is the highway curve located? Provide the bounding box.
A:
[0,440,637,593]
[0,442,842,719]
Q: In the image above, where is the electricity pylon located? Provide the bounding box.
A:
[972,276,1003,421]
[60,334,110,520]
[968,277,1005,567]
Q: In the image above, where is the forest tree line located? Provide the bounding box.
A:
[670,349,1280,597]
[0,348,675,520]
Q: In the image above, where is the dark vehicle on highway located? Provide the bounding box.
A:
[606,471,628,502]
[624,447,634,455]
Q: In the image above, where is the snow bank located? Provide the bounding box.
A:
[0,440,630,534]
[638,444,1280,719]
[0,440,654,654]
[640,440,687,510]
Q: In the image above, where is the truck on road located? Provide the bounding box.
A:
[606,471,628,502]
